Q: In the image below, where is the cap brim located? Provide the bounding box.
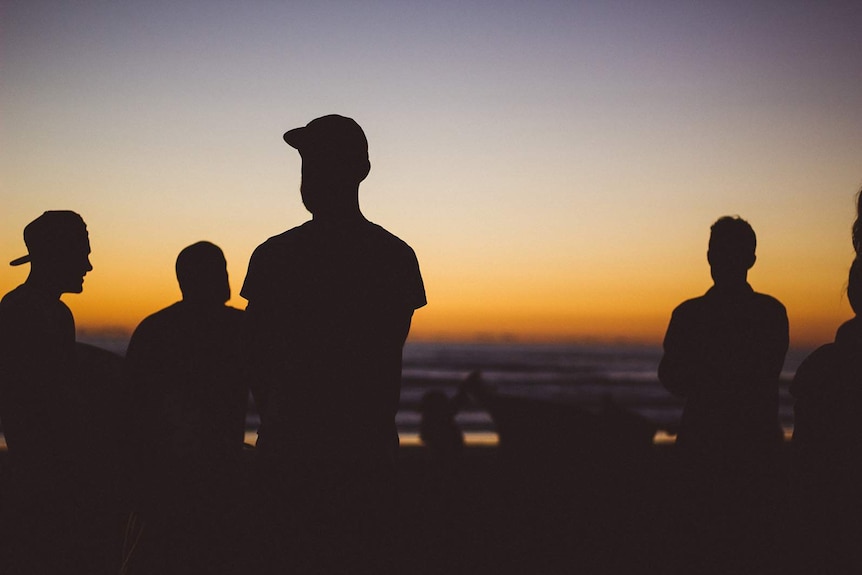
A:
[9,255,30,266]
[283,127,306,149]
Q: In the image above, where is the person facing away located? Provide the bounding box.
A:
[241,114,426,573]
[657,216,788,575]
[123,241,246,574]
[0,211,104,573]
[789,257,862,572]
[126,241,247,462]
[659,216,789,457]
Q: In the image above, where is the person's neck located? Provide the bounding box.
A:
[181,297,226,311]
[24,270,62,299]
[712,277,749,291]
[312,204,365,225]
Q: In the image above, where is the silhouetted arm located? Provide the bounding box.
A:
[760,301,789,382]
[658,306,698,398]
[239,299,275,423]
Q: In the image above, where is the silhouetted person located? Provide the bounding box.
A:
[124,241,246,575]
[241,114,426,574]
[0,211,106,574]
[419,389,465,467]
[658,216,788,575]
[790,257,862,573]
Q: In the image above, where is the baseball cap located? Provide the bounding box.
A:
[10,211,89,266]
[283,114,369,165]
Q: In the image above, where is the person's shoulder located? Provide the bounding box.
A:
[363,221,419,257]
[0,285,30,329]
[752,290,786,308]
[0,284,68,322]
[791,342,840,398]
[249,224,312,274]
[253,222,313,254]
[0,284,28,312]
[751,291,788,317]
[132,302,183,334]
[671,293,709,316]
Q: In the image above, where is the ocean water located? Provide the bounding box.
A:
[398,341,808,445]
[75,335,810,446]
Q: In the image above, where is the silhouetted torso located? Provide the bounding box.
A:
[126,300,246,460]
[242,217,426,459]
[0,276,106,573]
[659,283,788,455]
[124,298,246,575]
[0,282,84,467]
[790,308,862,572]
[792,316,862,469]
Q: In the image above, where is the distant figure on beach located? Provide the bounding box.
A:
[419,389,465,466]
[658,216,788,574]
[0,211,106,574]
[124,241,246,575]
[241,114,426,573]
[790,257,862,572]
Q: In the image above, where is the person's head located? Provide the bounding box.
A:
[10,211,92,295]
[175,241,230,305]
[848,257,862,316]
[707,216,757,285]
[283,114,371,216]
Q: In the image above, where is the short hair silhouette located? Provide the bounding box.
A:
[124,240,247,573]
[175,241,230,304]
[658,214,788,573]
[708,216,756,272]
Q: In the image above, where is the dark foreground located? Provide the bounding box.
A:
[0,441,816,575]
[397,441,801,575]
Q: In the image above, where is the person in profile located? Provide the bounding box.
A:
[124,241,246,575]
[241,114,426,574]
[0,211,103,574]
[790,257,862,572]
[658,216,789,574]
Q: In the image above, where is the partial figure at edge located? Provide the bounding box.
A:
[0,211,111,574]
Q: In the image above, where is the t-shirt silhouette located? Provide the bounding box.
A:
[241,218,426,458]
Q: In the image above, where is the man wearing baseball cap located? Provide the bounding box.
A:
[0,210,97,573]
[241,115,425,573]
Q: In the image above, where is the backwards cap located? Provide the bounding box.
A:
[10,211,88,266]
[283,114,369,166]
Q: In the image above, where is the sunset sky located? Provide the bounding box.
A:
[2,1,861,349]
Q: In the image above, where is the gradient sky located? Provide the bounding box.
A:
[2,1,861,348]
